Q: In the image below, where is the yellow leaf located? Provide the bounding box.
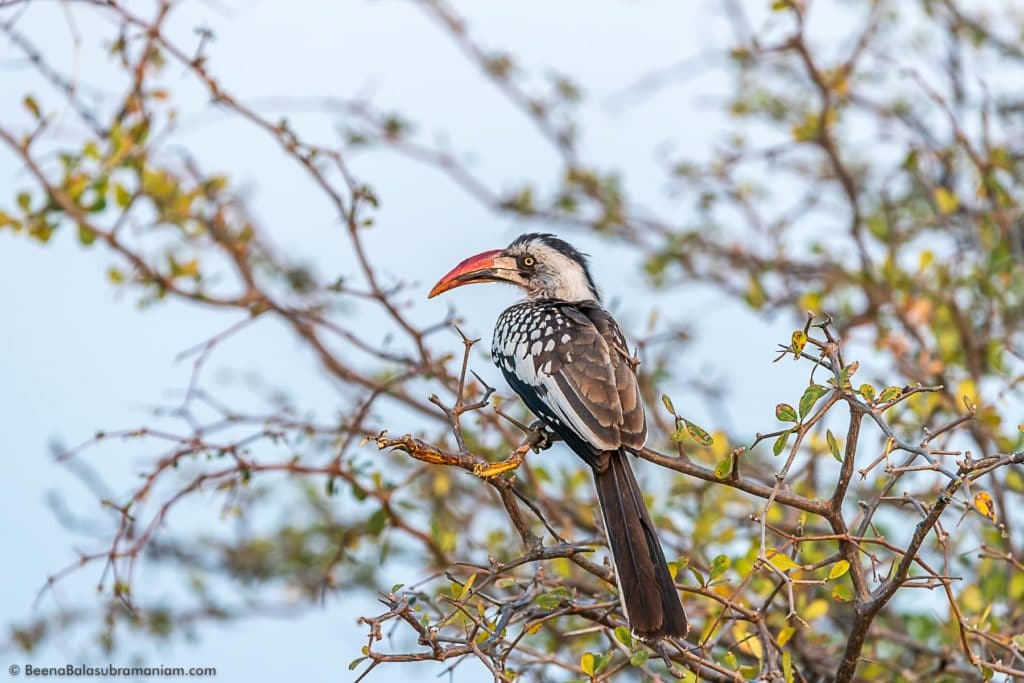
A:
[791,330,807,359]
[975,491,997,523]
[432,472,450,497]
[958,379,979,411]
[979,602,993,625]
[828,560,851,581]
[580,652,595,676]
[918,249,934,271]
[710,431,730,459]
[766,548,801,572]
[777,626,795,647]
[798,291,821,313]
[934,187,959,214]
[461,572,477,597]
[804,599,829,621]
[179,259,200,277]
[732,623,762,660]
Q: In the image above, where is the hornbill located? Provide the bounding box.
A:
[428,232,688,640]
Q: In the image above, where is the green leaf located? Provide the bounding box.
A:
[799,384,829,418]
[772,429,791,456]
[580,652,595,676]
[23,95,41,119]
[614,625,633,648]
[838,361,859,389]
[687,565,706,587]
[348,656,367,671]
[776,403,798,422]
[629,651,649,667]
[832,582,853,602]
[826,429,842,462]
[782,650,793,683]
[858,383,876,402]
[828,560,851,581]
[1012,634,1024,650]
[683,419,714,447]
[661,394,676,415]
[714,456,732,479]
[878,385,902,402]
[668,555,689,580]
[866,213,888,240]
[78,225,97,246]
[536,593,561,609]
[114,183,133,208]
[710,554,730,581]
[366,507,388,535]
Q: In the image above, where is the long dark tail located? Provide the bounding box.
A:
[592,449,688,639]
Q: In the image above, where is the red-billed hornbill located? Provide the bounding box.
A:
[429,233,687,640]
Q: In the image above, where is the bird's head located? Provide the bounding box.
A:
[428,233,599,302]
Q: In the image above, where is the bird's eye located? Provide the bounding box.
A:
[522,256,536,267]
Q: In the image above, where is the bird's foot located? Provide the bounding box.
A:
[527,420,557,453]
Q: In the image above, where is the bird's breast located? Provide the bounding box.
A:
[493,303,572,374]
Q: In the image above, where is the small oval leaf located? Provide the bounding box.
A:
[826,429,842,462]
[828,560,850,581]
[580,652,595,676]
[878,385,902,402]
[799,384,829,418]
[838,361,859,388]
[661,394,676,415]
[791,330,807,359]
[766,548,800,572]
[772,429,791,456]
[714,456,732,479]
[776,403,798,423]
[975,491,997,523]
[614,625,632,648]
[683,419,714,447]
[832,583,854,602]
[710,554,731,580]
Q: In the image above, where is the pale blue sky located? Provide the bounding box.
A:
[0,2,814,680]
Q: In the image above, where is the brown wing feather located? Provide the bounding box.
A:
[576,303,647,450]
[545,303,647,452]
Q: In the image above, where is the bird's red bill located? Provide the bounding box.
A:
[428,249,502,298]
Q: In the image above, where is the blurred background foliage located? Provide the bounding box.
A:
[2,0,1023,681]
